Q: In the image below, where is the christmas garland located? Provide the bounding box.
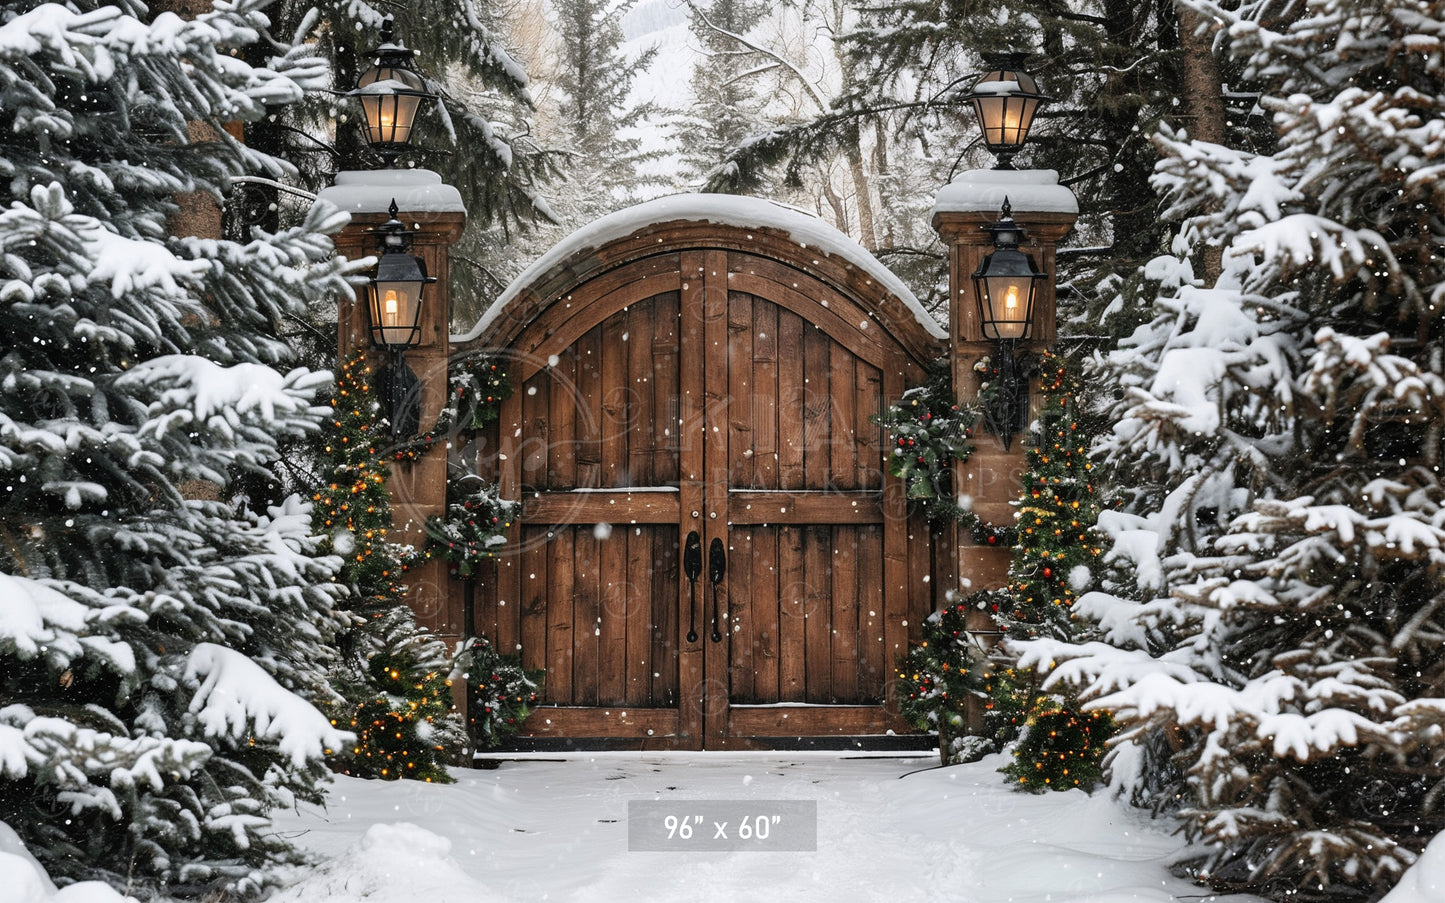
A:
[874,366,1017,544]
[424,473,518,577]
[457,635,540,750]
[392,353,513,464]
[963,512,1018,547]
[873,371,977,524]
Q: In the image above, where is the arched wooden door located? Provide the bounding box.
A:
[466,217,948,749]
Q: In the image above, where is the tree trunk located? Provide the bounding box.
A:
[821,175,849,234]
[845,137,877,251]
[1176,4,1228,284]
[874,118,896,247]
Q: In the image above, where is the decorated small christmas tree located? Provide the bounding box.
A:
[996,355,1106,640]
[339,607,460,782]
[312,353,465,781]
[990,665,1114,792]
[990,355,1114,792]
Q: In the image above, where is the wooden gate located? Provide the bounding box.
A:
[459,207,949,749]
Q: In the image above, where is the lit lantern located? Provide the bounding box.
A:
[972,199,1045,342]
[971,199,1048,449]
[353,18,432,163]
[367,202,433,350]
[963,53,1049,170]
[366,201,434,441]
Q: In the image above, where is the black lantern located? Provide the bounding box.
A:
[963,52,1049,170]
[973,199,1045,341]
[972,199,1047,449]
[368,200,435,440]
[353,18,432,163]
[367,202,432,349]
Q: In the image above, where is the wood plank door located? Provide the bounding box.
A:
[699,252,913,748]
[498,248,922,749]
[502,261,692,747]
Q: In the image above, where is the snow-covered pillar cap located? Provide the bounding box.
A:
[929,168,1078,219]
[315,169,466,218]
[930,168,1078,355]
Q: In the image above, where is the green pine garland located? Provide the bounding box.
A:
[458,635,541,749]
[371,352,540,749]
[874,368,977,523]
[392,353,514,464]
[896,594,1008,764]
[425,473,519,577]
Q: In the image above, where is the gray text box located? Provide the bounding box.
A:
[628,800,817,852]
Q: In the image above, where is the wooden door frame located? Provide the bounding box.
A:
[461,216,948,750]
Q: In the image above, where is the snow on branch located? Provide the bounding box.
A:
[683,0,828,112]
[0,705,213,811]
[116,356,330,441]
[1016,638,1399,762]
[0,572,140,674]
[1228,214,1383,289]
[184,643,350,767]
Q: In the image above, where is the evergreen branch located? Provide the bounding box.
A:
[451,254,509,295]
[684,0,830,112]
[723,61,783,88]
[703,98,937,193]
[282,312,333,345]
[226,176,319,203]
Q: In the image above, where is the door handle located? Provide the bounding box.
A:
[684,531,702,644]
[708,538,725,643]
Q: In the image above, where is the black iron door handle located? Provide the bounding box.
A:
[708,538,725,643]
[684,532,702,643]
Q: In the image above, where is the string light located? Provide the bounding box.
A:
[314,353,463,782]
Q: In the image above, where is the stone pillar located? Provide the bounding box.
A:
[929,169,1077,716]
[316,170,466,642]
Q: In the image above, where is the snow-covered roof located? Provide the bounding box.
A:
[456,193,946,344]
[315,169,465,217]
[930,168,1078,218]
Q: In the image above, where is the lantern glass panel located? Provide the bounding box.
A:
[357,65,425,147]
[368,274,423,348]
[969,68,1042,152]
[980,274,1033,340]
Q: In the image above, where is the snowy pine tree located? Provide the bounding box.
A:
[0,0,355,895]
[312,354,466,782]
[1016,0,1445,898]
[678,0,768,187]
[548,0,660,222]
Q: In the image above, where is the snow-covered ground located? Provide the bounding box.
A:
[265,751,1268,903]
[10,749,1445,901]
